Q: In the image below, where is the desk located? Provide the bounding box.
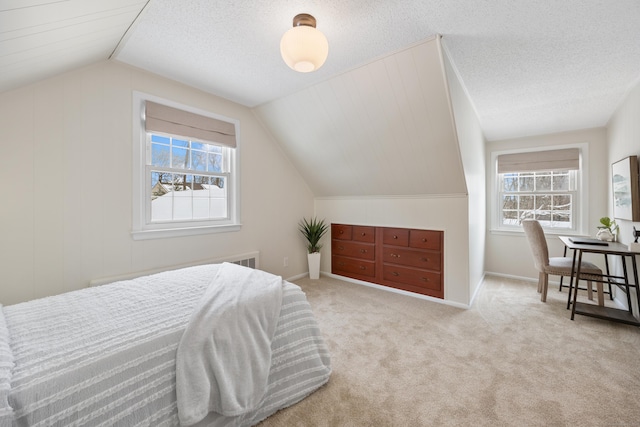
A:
[559,236,640,326]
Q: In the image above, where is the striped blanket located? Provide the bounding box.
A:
[0,264,331,427]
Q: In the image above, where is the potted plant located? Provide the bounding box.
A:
[597,216,618,241]
[299,217,328,279]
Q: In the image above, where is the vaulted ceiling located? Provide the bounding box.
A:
[3,1,639,141]
[2,1,640,197]
[255,37,467,197]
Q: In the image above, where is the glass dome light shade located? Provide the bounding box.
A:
[280,21,328,72]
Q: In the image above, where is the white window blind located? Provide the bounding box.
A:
[145,101,237,148]
[497,148,579,173]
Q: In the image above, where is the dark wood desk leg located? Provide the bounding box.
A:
[571,250,583,320]
[632,255,640,319]
[566,248,578,310]
[621,256,633,314]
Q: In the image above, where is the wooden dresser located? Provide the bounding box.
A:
[331,223,444,299]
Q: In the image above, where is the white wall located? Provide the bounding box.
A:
[442,47,487,302]
[315,196,470,305]
[607,81,640,243]
[485,128,609,280]
[312,40,487,307]
[0,60,314,305]
[606,79,640,313]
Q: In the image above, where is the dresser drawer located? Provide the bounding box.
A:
[382,228,409,246]
[332,240,375,260]
[409,230,442,251]
[352,226,375,243]
[382,247,441,271]
[332,224,352,240]
[332,255,376,278]
[382,264,442,291]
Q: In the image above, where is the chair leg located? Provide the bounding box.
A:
[541,273,549,302]
[538,272,544,293]
[587,281,594,301]
[596,281,604,306]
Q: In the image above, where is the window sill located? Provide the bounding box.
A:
[489,228,586,237]
[132,224,241,240]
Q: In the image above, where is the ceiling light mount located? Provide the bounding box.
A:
[292,13,316,28]
[280,13,328,73]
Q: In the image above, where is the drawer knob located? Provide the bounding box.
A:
[361,232,366,236]
[421,257,429,262]
[422,238,427,242]
[338,246,344,250]
[360,249,367,253]
[339,230,344,234]
[391,253,400,258]
[393,235,398,239]
[392,271,399,276]
[339,262,344,266]
[359,266,366,270]
[422,277,429,282]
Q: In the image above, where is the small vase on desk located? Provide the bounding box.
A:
[596,228,614,242]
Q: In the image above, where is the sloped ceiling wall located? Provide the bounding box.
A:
[254,36,467,198]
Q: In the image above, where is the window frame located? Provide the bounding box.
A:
[489,143,589,236]
[132,92,241,240]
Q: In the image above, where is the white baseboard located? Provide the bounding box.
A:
[321,272,470,309]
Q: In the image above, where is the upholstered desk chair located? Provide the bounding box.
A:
[522,220,603,304]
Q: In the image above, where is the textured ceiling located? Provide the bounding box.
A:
[3,1,640,141]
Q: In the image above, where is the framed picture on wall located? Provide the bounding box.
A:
[612,155,640,221]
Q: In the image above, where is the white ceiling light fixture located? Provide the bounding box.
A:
[280,13,328,73]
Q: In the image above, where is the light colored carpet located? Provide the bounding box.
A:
[258,275,640,426]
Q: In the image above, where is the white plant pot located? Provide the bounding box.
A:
[596,228,614,242]
[307,252,321,279]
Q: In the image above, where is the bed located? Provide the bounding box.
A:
[0,263,331,427]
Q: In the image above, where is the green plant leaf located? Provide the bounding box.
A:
[299,217,328,253]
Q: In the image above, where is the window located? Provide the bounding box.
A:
[499,169,577,228]
[492,146,588,234]
[132,93,240,240]
[148,134,229,222]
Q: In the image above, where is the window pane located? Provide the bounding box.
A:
[151,171,169,200]
[536,195,551,210]
[151,144,170,167]
[151,134,170,145]
[210,176,227,217]
[150,172,173,221]
[174,175,192,195]
[208,152,223,172]
[502,210,518,226]
[535,173,551,191]
[172,147,188,169]
[498,167,578,230]
[536,211,551,222]
[502,195,517,210]
[191,150,207,171]
[503,175,518,192]
[553,173,570,191]
[520,195,534,210]
[553,195,571,210]
[173,138,188,147]
[519,175,534,191]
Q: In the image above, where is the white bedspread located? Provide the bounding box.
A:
[1,264,331,427]
[176,263,284,426]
